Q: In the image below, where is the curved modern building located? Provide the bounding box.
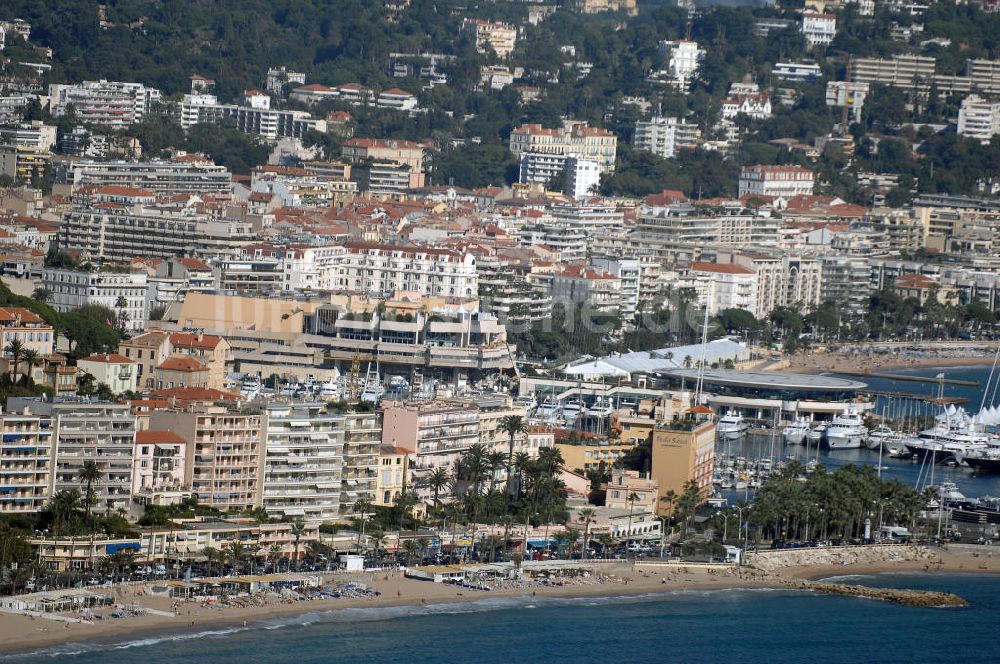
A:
[656,369,871,423]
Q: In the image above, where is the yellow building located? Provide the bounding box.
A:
[375,445,409,507]
[556,441,635,474]
[650,420,715,516]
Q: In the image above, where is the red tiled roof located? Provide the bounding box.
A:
[157,356,207,372]
[690,261,755,275]
[136,430,186,445]
[80,353,136,364]
[169,332,223,350]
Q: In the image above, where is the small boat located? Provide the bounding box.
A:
[319,380,339,398]
[782,418,809,445]
[716,410,749,441]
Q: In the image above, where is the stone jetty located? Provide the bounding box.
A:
[789,579,968,607]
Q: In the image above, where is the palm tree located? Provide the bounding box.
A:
[352,498,373,549]
[77,460,103,520]
[537,447,564,476]
[460,443,489,496]
[290,519,307,570]
[201,546,221,577]
[485,450,507,493]
[402,539,419,565]
[660,489,678,536]
[267,544,283,571]
[4,338,23,384]
[19,349,40,385]
[498,415,528,494]
[578,508,597,560]
[425,467,451,509]
[624,491,640,553]
[227,541,247,573]
[49,489,82,536]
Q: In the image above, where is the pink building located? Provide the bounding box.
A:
[132,429,187,495]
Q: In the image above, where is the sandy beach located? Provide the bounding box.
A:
[3,547,998,657]
[784,350,992,375]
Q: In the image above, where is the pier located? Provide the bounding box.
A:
[838,371,979,387]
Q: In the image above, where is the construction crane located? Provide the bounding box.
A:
[347,350,362,402]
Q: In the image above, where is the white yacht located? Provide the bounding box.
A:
[807,423,827,445]
[865,424,906,451]
[904,407,998,463]
[825,406,866,449]
[587,397,614,419]
[782,418,810,445]
[319,380,339,399]
[716,410,749,440]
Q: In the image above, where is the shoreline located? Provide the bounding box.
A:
[4,547,1000,658]
[784,352,993,376]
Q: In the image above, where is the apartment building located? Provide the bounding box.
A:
[58,190,253,263]
[509,122,618,173]
[851,55,936,88]
[43,267,148,332]
[576,0,637,14]
[285,242,478,298]
[634,202,779,262]
[820,255,872,316]
[657,41,705,90]
[958,94,1000,144]
[341,138,428,172]
[718,252,822,316]
[131,429,187,496]
[179,94,325,139]
[0,145,49,181]
[151,406,265,512]
[687,261,759,316]
[77,353,139,394]
[738,165,815,198]
[48,80,162,128]
[262,404,346,522]
[461,19,518,57]
[120,331,231,392]
[9,398,137,514]
[266,67,306,94]
[53,158,231,194]
[801,13,836,48]
[633,116,700,159]
[0,406,54,514]
[0,306,54,358]
[381,400,479,490]
[772,61,823,82]
[340,410,381,515]
[826,81,869,124]
[0,122,57,150]
[564,157,602,199]
[550,264,623,315]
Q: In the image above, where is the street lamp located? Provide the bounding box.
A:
[656,516,667,557]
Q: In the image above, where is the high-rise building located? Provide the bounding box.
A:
[958,94,1000,144]
[9,398,136,514]
[262,404,346,522]
[150,406,265,512]
[49,81,162,128]
[509,122,617,173]
[0,406,54,514]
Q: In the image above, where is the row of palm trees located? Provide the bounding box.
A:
[749,462,928,543]
[4,338,42,385]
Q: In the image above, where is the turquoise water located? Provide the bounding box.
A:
[4,573,999,663]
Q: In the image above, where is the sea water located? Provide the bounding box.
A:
[4,573,998,663]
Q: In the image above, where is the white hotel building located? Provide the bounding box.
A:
[282,243,478,298]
